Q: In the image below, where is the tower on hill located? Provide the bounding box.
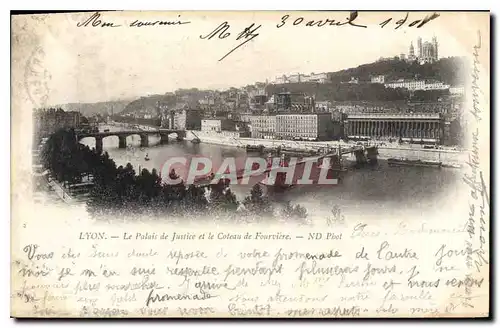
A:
[408,36,438,64]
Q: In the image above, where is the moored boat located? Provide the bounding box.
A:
[246,144,265,153]
[441,163,462,169]
[387,158,442,168]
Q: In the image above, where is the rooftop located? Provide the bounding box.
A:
[347,113,441,119]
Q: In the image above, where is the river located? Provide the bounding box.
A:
[79,124,465,223]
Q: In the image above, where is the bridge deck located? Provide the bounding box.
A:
[77,129,182,139]
[190,145,376,187]
[192,150,354,187]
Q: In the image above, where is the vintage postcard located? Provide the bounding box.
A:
[11,11,490,318]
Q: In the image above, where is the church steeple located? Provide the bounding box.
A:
[432,36,438,60]
[409,41,415,57]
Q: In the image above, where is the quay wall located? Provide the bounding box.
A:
[188,131,467,166]
[377,147,467,166]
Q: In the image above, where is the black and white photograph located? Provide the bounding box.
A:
[10,11,490,318]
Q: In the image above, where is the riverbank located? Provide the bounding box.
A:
[101,125,466,167]
[188,131,467,167]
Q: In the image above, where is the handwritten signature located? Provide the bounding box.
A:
[445,293,482,313]
[200,22,261,62]
[464,30,489,274]
[461,30,488,312]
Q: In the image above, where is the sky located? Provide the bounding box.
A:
[12,11,487,106]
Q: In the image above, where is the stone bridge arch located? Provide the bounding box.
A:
[76,129,186,152]
[77,135,106,154]
[117,133,149,148]
[159,130,186,144]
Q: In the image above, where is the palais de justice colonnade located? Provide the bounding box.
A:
[345,113,443,142]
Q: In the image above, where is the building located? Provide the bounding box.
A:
[238,113,253,123]
[161,111,175,129]
[420,36,439,64]
[173,109,184,129]
[371,75,385,84]
[199,97,216,106]
[197,130,248,138]
[276,113,334,140]
[274,75,288,84]
[421,80,450,90]
[302,72,329,83]
[384,79,450,91]
[407,37,439,64]
[331,110,345,122]
[344,77,359,84]
[247,115,277,139]
[33,108,82,140]
[314,101,332,112]
[246,83,268,111]
[201,119,221,132]
[287,74,303,83]
[199,119,249,138]
[384,79,425,90]
[274,92,315,112]
[330,101,407,115]
[174,109,202,130]
[272,73,329,84]
[407,101,455,115]
[408,42,416,61]
[345,113,444,144]
[331,111,346,140]
[253,95,268,106]
[273,74,302,84]
[449,85,465,95]
[201,119,236,132]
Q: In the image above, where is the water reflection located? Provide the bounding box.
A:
[79,131,463,222]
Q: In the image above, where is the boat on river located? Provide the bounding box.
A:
[246,144,265,153]
[258,153,343,192]
[387,158,442,168]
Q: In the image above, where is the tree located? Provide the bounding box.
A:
[243,184,273,218]
[181,185,208,215]
[282,201,308,220]
[42,129,312,221]
[209,179,239,216]
[135,168,162,206]
[163,169,186,202]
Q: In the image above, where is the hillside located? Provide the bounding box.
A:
[85,57,467,116]
[328,56,467,85]
[266,82,414,102]
[121,94,178,115]
[266,56,466,102]
[120,89,219,115]
[59,100,133,116]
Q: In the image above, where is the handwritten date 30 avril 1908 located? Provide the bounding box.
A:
[76,11,440,62]
[201,11,439,61]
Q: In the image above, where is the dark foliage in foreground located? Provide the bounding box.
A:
[41,129,308,221]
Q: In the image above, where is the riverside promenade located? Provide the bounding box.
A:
[188,131,467,167]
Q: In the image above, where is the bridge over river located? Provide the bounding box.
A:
[76,129,186,153]
[192,145,378,189]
